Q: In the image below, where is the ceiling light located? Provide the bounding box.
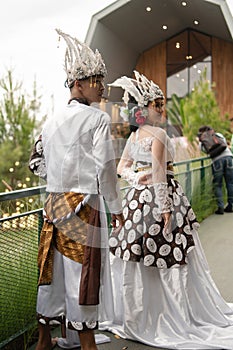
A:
[198,69,202,74]
[186,55,192,60]
[176,42,180,48]
[182,1,187,6]
[194,20,199,25]
[162,25,168,30]
[146,6,152,12]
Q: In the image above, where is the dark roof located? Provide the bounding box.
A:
[85,0,233,100]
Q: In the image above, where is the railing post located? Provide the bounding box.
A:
[186,162,192,202]
[200,158,205,195]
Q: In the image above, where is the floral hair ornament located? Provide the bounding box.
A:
[56,28,107,88]
[120,105,147,125]
[134,107,147,125]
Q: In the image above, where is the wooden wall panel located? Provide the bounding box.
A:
[135,42,166,97]
[212,37,233,121]
[136,37,233,129]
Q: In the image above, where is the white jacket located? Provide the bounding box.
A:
[42,100,122,214]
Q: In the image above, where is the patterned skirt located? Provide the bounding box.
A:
[109,177,199,269]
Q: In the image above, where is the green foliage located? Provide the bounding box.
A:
[0,219,38,346]
[182,69,231,142]
[0,69,45,193]
[166,94,187,128]
[167,69,231,144]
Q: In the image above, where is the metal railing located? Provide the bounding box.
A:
[0,156,212,349]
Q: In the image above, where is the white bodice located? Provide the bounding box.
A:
[127,128,175,167]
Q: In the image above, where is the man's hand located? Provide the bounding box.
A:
[162,212,171,230]
[111,213,125,229]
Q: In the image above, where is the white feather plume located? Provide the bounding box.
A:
[108,76,145,107]
[108,71,164,108]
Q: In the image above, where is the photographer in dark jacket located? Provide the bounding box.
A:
[198,125,233,215]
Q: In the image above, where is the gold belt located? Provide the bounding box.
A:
[135,166,152,172]
[167,163,174,172]
[135,163,174,173]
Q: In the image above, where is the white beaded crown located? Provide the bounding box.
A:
[56,29,107,86]
[109,70,164,107]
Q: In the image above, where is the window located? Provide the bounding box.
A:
[167,30,211,99]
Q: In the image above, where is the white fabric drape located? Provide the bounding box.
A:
[100,230,233,349]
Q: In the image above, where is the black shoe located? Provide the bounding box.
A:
[224,204,233,213]
[215,208,224,215]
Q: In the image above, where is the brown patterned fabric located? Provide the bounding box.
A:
[37,220,55,285]
[79,198,101,305]
[109,177,197,268]
[38,193,101,305]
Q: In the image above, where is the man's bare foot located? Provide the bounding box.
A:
[51,338,57,348]
[35,337,57,350]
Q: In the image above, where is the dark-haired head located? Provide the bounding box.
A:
[128,95,140,132]
[198,125,212,134]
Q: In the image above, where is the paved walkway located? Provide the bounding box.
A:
[30,212,233,350]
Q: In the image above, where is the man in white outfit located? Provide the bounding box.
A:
[34,29,124,350]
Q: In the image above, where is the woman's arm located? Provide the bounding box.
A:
[151,129,172,224]
[117,138,133,175]
[117,135,141,186]
[151,128,167,184]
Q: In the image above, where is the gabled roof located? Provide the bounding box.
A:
[85,0,233,100]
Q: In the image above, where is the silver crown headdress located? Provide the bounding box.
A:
[108,70,164,107]
[56,29,107,86]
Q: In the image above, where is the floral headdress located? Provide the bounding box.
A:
[108,70,164,124]
[56,29,107,87]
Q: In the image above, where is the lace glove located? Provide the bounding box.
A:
[121,168,141,187]
[153,182,173,214]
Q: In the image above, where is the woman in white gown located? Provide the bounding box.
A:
[100,71,233,349]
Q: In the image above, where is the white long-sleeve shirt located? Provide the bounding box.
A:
[42,100,122,214]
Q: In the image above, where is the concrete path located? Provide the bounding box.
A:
[30,212,233,350]
[198,211,233,302]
